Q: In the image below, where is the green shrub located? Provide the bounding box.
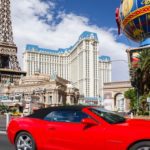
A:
[143,111,149,116]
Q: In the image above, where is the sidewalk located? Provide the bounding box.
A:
[131,116,150,120]
[0,131,6,135]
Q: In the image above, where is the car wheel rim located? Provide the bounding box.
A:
[137,147,150,150]
[16,134,32,150]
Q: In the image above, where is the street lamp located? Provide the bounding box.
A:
[74,91,80,105]
[98,95,102,106]
[43,88,46,107]
[110,59,128,63]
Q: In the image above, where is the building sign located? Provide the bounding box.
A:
[129,48,150,69]
[0,96,9,100]
[79,97,99,105]
[130,50,140,68]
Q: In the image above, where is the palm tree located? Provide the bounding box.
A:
[129,49,150,113]
[136,49,150,95]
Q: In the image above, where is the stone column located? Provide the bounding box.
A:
[66,94,71,105]
[52,90,58,106]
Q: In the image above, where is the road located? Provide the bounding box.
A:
[0,134,15,150]
[0,115,6,131]
[0,115,21,150]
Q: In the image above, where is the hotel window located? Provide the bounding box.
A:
[93,43,97,50]
[86,41,89,50]
[48,96,52,104]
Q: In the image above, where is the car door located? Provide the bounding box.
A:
[44,109,106,150]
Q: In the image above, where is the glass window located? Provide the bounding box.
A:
[44,110,89,123]
[90,108,126,124]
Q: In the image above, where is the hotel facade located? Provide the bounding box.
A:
[23,31,111,100]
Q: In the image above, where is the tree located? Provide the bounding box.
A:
[128,49,150,114]
[124,88,137,110]
[136,49,150,95]
[139,94,149,115]
[0,105,9,113]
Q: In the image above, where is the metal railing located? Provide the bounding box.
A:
[0,113,21,131]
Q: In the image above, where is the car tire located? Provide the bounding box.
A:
[129,141,150,150]
[15,131,36,150]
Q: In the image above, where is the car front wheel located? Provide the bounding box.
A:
[15,131,36,150]
[129,141,150,150]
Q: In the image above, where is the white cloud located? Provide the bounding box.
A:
[11,0,130,81]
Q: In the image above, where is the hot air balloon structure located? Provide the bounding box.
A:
[116,0,150,46]
[116,0,150,88]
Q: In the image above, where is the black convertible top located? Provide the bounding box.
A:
[27,105,88,119]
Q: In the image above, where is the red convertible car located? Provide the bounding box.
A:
[7,106,150,150]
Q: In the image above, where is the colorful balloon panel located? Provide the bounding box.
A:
[119,0,150,43]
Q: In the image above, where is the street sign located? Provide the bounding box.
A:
[147,97,150,103]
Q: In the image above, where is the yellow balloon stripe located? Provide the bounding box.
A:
[122,5,150,28]
[122,0,133,17]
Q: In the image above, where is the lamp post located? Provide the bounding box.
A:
[66,84,74,105]
[110,59,128,63]
[97,95,102,106]
[55,85,61,106]
[43,88,46,107]
[22,92,26,113]
[74,91,80,105]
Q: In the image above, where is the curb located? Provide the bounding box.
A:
[0,131,7,135]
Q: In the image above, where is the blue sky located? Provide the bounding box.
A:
[51,0,120,27]
[11,0,139,81]
[49,0,137,47]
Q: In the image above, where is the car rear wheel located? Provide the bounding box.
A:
[129,141,150,150]
[15,132,36,150]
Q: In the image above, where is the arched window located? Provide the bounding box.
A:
[115,93,124,112]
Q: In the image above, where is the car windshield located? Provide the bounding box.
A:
[90,107,126,124]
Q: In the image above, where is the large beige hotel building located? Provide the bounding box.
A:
[23,31,111,100]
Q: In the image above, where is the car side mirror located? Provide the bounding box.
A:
[81,118,98,126]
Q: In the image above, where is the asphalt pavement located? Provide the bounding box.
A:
[0,133,15,150]
[0,115,19,150]
[0,115,7,131]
